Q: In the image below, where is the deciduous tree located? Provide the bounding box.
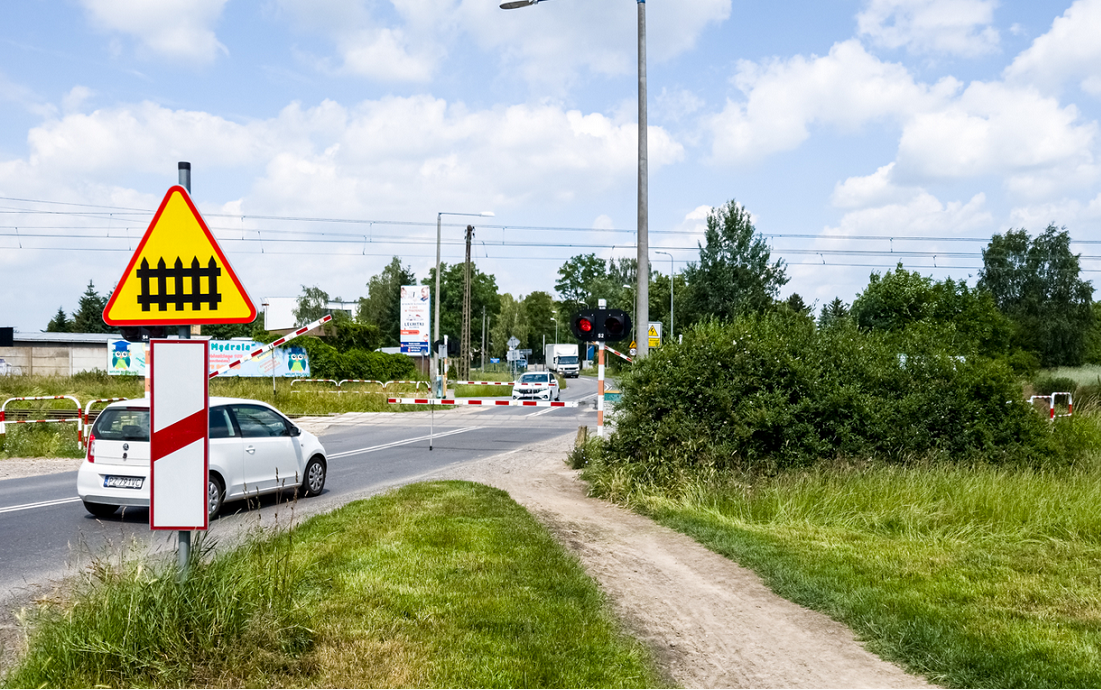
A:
[681,200,788,325]
[978,225,1094,366]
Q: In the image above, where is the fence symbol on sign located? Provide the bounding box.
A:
[137,257,222,312]
[103,185,256,326]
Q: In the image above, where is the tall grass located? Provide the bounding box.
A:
[5,530,313,688]
[580,415,1101,688]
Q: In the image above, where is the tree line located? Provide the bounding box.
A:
[44,198,1098,370]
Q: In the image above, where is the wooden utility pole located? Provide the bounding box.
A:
[461,224,474,380]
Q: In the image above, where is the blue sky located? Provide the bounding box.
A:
[1,0,1098,331]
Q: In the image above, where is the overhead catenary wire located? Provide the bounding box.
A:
[1,194,1099,273]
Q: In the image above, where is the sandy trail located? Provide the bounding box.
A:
[428,433,934,689]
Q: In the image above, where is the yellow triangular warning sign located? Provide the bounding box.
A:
[648,325,658,337]
[629,341,637,349]
[103,186,256,326]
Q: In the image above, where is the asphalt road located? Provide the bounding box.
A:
[0,376,601,604]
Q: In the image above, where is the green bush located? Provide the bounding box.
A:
[603,312,1055,480]
[1031,375,1079,396]
[292,337,417,381]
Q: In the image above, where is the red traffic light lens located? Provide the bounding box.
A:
[605,316,624,337]
[577,318,593,333]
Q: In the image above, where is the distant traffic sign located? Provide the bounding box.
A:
[647,322,662,348]
[103,186,256,326]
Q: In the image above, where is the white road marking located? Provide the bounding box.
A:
[327,426,481,459]
[0,496,82,514]
[525,407,560,417]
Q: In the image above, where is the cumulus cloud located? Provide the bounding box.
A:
[2,96,683,218]
[78,0,229,63]
[706,40,960,162]
[1004,0,1101,96]
[857,0,999,57]
[894,81,1097,191]
[274,0,729,88]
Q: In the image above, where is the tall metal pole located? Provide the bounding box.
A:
[434,213,442,397]
[461,225,473,381]
[481,307,486,372]
[635,0,649,359]
[176,161,192,575]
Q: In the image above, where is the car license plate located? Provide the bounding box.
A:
[104,476,143,489]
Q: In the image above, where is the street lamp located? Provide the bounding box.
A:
[435,210,494,396]
[551,316,557,344]
[501,0,649,359]
[655,250,673,341]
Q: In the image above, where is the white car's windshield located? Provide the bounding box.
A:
[519,374,547,383]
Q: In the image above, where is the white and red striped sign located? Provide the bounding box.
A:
[387,398,576,407]
[150,340,209,531]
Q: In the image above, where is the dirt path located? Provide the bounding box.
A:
[428,433,934,689]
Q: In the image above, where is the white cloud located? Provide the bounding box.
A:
[894,80,1097,190]
[4,96,683,217]
[707,40,960,162]
[78,0,229,63]
[831,163,918,209]
[1004,0,1101,95]
[274,0,440,81]
[857,0,999,57]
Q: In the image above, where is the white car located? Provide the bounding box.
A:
[77,397,328,519]
[511,372,560,401]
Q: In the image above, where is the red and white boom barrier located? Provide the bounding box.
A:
[1,395,84,448]
[387,398,576,408]
[209,314,333,379]
[1029,392,1074,419]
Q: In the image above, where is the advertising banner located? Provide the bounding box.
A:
[400,284,431,355]
[108,339,310,377]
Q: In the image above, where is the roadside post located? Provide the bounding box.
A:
[570,302,631,439]
[102,162,257,573]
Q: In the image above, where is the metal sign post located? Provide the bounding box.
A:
[597,342,606,438]
[150,339,209,572]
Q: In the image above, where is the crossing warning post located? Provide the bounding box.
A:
[150,339,209,574]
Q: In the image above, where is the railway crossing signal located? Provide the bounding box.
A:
[569,309,632,343]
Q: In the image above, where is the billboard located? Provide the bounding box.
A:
[108,339,310,377]
[400,285,431,355]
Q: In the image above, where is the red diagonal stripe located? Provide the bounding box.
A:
[152,409,207,461]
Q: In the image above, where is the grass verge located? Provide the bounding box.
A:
[582,452,1101,688]
[5,481,660,688]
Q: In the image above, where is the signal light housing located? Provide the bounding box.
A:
[569,309,632,343]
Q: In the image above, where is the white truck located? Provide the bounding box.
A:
[545,343,580,378]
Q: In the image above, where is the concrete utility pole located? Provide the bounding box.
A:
[635,0,649,360]
[461,224,474,381]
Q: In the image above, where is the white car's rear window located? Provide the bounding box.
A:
[92,408,150,442]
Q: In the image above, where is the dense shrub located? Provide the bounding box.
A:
[1031,375,1080,396]
[604,312,1055,478]
[292,337,416,381]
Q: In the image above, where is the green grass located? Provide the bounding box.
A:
[5,482,661,688]
[1039,364,1101,388]
[583,451,1101,688]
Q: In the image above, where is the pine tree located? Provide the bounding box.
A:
[71,281,110,333]
[45,306,72,332]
